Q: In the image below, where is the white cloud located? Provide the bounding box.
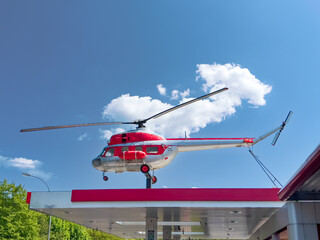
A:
[156,84,166,96]
[77,133,88,141]
[103,95,172,122]
[171,90,179,100]
[100,128,126,141]
[171,89,190,100]
[0,155,52,180]
[9,157,41,169]
[101,63,272,137]
[196,63,272,106]
[26,169,53,181]
[180,89,190,99]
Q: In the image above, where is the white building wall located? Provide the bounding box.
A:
[249,204,288,240]
[249,202,320,240]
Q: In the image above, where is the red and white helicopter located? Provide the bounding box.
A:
[21,88,292,184]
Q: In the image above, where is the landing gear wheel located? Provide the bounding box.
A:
[152,176,157,184]
[103,176,108,181]
[103,173,108,181]
[140,164,150,173]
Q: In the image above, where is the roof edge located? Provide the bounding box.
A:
[278,145,320,201]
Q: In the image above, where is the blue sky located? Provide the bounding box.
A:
[1,1,319,192]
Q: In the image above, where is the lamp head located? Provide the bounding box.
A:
[22,172,32,177]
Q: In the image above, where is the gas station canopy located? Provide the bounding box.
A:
[27,188,283,239]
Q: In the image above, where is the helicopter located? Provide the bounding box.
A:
[20,87,293,184]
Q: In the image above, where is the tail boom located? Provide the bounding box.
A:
[166,111,292,152]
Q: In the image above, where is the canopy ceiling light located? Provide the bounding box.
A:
[115,221,200,226]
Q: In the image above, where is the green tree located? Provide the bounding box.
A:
[0,179,124,240]
[50,217,89,240]
[87,228,123,240]
[37,213,50,240]
[0,179,40,239]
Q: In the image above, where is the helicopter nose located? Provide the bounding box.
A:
[92,158,101,167]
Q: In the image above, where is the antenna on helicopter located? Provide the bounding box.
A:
[20,88,228,132]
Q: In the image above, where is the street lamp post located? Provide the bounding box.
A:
[23,173,52,240]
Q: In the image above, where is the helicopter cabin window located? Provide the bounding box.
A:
[100,149,107,156]
[146,147,158,154]
[105,148,115,157]
[121,147,129,152]
[135,146,143,151]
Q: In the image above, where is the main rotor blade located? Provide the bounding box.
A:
[143,87,228,122]
[21,87,228,132]
[20,122,133,132]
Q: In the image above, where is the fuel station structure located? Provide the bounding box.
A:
[27,145,320,240]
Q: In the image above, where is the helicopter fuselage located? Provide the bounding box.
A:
[92,141,178,173]
[92,131,178,173]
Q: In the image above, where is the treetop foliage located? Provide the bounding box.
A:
[0,179,124,240]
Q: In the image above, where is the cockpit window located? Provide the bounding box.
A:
[146,147,158,154]
[135,146,143,151]
[106,148,115,157]
[121,147,129,152]
[99,149,106,156]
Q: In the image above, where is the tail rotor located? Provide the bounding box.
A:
[271,111,293,146]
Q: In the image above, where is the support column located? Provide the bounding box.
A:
[146,177,151,189]
[145,217,158,240]
[173,226,181,240]
[163,226,172,240]
[287,202,318,240]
